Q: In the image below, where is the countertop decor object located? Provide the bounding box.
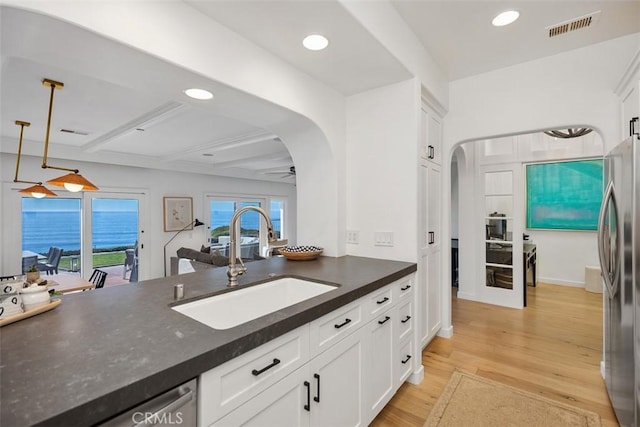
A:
[19,284,50,311]
[0,298,60,327]
[279,245,323,261]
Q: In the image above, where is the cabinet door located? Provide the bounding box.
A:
[420,106,443,165]
[309,330,365,427]
[427,164,441,250]
[621,78,639,138]
[427,249,442,341]
[427,113,442,165]
[211,367,310,427]
[363,309,394,423]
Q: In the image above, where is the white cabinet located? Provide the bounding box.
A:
[199,275,416,427]
[421,106,443,165]
[309,331,365,427]
[216,330,365,427]
[419,100,444,348]
[212,368,310,427]
[364,307,394,419]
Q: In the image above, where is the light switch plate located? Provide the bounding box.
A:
[346,230,359,244]
[374,231,394,247]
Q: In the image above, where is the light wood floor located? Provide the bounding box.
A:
[372,283,619,426]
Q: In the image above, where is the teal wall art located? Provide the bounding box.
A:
[526,159,603,230]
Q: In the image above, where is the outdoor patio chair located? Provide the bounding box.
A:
[89,269,108,289]
[123,249,135,279]
[38,247,63,275]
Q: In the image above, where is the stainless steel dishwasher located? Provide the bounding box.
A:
[100,378,197,426]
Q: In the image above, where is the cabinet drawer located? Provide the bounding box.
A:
[394,277,413,302]
[368,286,393,318]
[309,299,363,357]
[199,325,309,424]
[395,338,413,386]
[397,301,413,342]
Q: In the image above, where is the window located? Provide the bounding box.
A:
[207,196,287,258]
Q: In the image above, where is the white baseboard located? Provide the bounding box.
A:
[538,277,584,288]
[456,291,478,301]
[600,360,605,379]
[437,325,453,338]
[408,364,424,385]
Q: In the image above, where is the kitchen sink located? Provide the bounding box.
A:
[171,277,337,330]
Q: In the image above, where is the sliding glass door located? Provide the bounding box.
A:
[18,191,144,288]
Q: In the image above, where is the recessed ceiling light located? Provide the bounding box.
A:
[303,34,329,51]
[492,10,520,27]
[184,88,214,100]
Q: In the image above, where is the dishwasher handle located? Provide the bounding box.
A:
[133,387,194,427]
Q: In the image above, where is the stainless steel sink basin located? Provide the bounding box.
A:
[171,277,337,330]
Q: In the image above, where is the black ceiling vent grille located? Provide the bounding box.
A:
[547,10,601,38]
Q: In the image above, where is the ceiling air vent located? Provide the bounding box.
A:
[59,128,89,136]
[546,10,601,38]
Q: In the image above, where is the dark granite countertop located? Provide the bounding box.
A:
[0,255,416,426]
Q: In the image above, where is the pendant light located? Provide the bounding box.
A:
[13,120,57,198]
[40,78,99,192]
[544,128,593,139]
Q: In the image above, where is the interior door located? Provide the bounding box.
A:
[479,164,524,308]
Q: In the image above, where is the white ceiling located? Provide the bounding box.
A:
[1,1,639,183]
[392,0,640,81]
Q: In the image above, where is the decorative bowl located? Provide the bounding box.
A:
[279,246,323,261]
[20,284,50,311]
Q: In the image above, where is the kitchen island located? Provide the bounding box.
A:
[0,255,416,426]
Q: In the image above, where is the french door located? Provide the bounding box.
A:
[86,193,144,283]
[479,164,524,308]
[18,191,145,284]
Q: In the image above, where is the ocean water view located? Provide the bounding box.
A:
[22,211,138,254]
[20,199,282,255]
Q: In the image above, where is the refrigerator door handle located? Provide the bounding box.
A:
[597,180,620,298]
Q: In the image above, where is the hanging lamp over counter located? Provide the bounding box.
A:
[40,78,99,192]
[13,120,57,198]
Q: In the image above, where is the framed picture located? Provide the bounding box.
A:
[526,159,603,230]
[163,197,194,232]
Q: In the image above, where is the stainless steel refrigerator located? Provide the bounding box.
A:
[598,134,639,427]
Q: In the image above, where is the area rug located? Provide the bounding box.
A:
[425,371,602,427]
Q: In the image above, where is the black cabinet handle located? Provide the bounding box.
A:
[304,381,310,411]
[427,145,435,159]
[631,117,639,137]
[400,284,411,291]
[378,316,390,325]
[401,315,411,324]
[401,355,412,364]
[429,231,435,244]
[313,373,320,403]
[334,318,351,329]
[251,358,280,376]
[377,297,389,305]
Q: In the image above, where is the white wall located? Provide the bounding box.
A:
[1,154,296,279]
[527,230,599,287]
[345,79,418,262]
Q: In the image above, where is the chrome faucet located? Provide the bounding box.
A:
[227,206,284,287]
